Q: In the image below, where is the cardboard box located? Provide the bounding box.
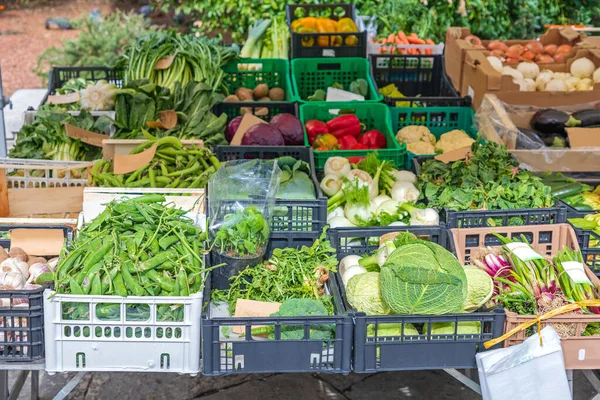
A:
[462,49,600,108]
[445,27,589,95]
[477,93,600,172]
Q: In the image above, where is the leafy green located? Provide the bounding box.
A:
[380,236,467,315]
[277,160,316,200]
[214,206,269,258]
[417,141,553,216]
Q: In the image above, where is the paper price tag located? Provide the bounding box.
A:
[322,49,335,57]
[47,92,80,105]
[113,144,157,175]
[505,242,543,262]
[233,299,281,335]
[561,261,592,285]
[155,56,175,70]
[65,124,106,147]
[10,229,65,256]
[326,87,364,102]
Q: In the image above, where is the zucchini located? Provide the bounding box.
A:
[552,183,583,199]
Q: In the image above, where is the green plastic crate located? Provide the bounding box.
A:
[222,58,295,102]
[299,102,405,169]
[389,107,477,166]
[291,58,383,103]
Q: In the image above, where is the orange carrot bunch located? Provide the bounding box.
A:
[375,31,436,55]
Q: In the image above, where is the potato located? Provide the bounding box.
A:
[258,97,271,102]
[253,84,269,100]
[224,95,240,102]
[9,247,28,262]
[235,88,254,101]
[27,257,47,267]
[268,87,285,101]
[241,107,269,116]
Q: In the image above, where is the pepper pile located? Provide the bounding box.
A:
[291,17,358,47]
[305,115,386,151]
[90,136,220,188]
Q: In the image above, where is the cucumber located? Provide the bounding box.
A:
[552,183,583,199]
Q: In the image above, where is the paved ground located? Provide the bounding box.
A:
[5,368,599,399]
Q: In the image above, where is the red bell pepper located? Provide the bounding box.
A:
[326,114,361,138]
[304,120,328,144]
[350,143,369,150]
[347,156,365,164]
[311,134,339,150]
[338,135,358,150]
[359,129,386,149]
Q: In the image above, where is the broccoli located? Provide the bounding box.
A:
[268,298,335,341]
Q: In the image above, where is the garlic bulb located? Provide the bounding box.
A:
[27,263,51,284]
[80,81,118,111]
[0,258,29,280]
[0,272,25,290]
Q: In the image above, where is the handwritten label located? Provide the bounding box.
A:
[113,145,157,175]
[10,229,65,256]
[567,128,600,148]
[146,110,178,129]
[155,56,175,70]
[47,92,80,105]
[233,299,281,335]
[562,261,592,285]
[505,242,543,262]
[326,87,364,102]
[65,124,106,147]
[434,146,472,163]
[230,114,268,146]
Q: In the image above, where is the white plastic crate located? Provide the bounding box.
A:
[43,290,202,375]
[0,158,90,189]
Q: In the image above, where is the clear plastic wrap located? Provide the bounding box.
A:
[208,160,282,260]
[476,94,600,172]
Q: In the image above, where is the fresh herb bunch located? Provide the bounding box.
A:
[214,206,269,258]
[417,141,553,213]
[212,230,337,314]
[9,109,111,163]
[34,11,153,83]
[121,31,238,93]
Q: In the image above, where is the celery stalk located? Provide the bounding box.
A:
[240,19,271,58]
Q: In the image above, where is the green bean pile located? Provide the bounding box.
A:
[89,137,220,188]
[53,195,207,298]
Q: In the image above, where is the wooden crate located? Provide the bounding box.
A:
[101,139,204,160]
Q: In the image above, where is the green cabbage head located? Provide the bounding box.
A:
[426,321,481,335]
[380,239,467,314]
[367,323,419,337]
[463,265,494,312]
[346,272,390,315]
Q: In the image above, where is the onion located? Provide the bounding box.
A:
[544,44,557,56]
[517,62,540,79]
[521,50,535,61]
[487,56,503,74]
[525,41,544,54]
[545,79,568,91]
[502,66,524,80]
[464,35,482,46]
[490,49,505,58]
[556,44,573,54]
[570,57,596,79]
[553,53,566,63]
[505,45,523,59]
[536,55,554,64]
[487,40,508,52]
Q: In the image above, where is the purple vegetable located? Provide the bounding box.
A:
[269,113,303,145]
[241,124,285,146]
[226,116,244,143]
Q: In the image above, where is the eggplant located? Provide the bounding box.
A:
[542,133,569,148]
[571,110,600,127]
[516,128,545,149]
[531,109,581,134]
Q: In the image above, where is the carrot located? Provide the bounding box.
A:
[409,32,418,37]
[407,36,426,44]
[397,31,408,43]
[387,34,396,43]
[425,38,435,45]
[380,38,388,45]
[424,48,433,55]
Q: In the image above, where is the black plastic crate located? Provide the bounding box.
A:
[0,225,72,362]
[213,146,327,237]
[370,54,470,107]
[286,4,367,59]
[558,174,600,219]
[329,226,505,372]
[201,253,352,375]
[211,102,298,125]
[412,157,568,228]
[572,227,600,275]
[42,67,125,105]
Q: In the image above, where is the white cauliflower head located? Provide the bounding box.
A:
[434,130,475,153]
[80,80,118,111]
[396,126,436,145]
[407,141,435,155]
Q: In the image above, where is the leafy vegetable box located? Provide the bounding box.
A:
[411,157,567,229]
[329,226,505,372]
[450,223,600,369]
[201,248,352,375]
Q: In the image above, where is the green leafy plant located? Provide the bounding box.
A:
[34,11,153,84]
[214,206,269,258]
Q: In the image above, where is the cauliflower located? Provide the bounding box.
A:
[407,141,435,155]
[396,126,436,145]
[434,130,475,153]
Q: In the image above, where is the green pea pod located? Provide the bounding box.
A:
[91,273,102,296]
[147,270,175,292]
[138,251,176,272]
[69,279,84,295]
[121,263,146,296]
[81,263,103,293]
[177,268,189,296]
[114,273,128,297]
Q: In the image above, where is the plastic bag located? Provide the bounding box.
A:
[476,326,571,400]
[208,159,281,260]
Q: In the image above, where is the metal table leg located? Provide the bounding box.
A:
[0,370,8,400]
[52,372,86,400]
[31,370,39,400]
[8,371,29,400]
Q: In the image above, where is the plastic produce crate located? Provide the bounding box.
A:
[41,67,125,107]
[370,54,470,107]
[211,103,298,126]
[299,102,405,169]
[201,255,352,375]
[43,290,202,374]
[390,107,477,166]
[0,225,72,362]
[213,146,327,238]
[286,4,367,59]
[411,157,568,228]
[329,226,505,372]
[291,58,382,103]
[222,58,295,102]
[451,223,600,369]
[572,228,600,275]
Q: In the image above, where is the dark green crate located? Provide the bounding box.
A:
[222,58,295,102]
[291,58,382,103]
[389,107,478,166]
[299,102,405,169]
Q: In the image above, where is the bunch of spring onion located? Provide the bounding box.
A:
[240,16,290,61]
[472,234,600,315]
[123,31,238,92]
[320,155,439,228]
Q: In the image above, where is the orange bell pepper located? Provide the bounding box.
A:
[316,18,341,47]
[337,18,358,46]
[291,17,317,32]
[297,25,316,47]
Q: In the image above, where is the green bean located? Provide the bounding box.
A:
[148,167,157,188]
[166,161,200,178]
[114,273,127,297]
[125,165,148,185]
